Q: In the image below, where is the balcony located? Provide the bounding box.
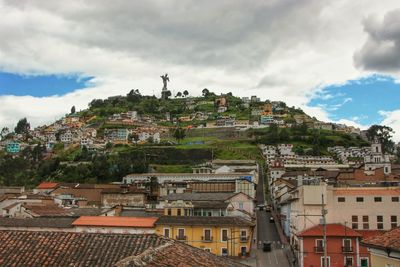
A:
[240,236,249,243]
[176,235,187,241]
[314,246,324,253]
[342,246,353,253]
[201,236,213,242]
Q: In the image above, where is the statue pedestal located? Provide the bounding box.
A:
[161,90,171,100]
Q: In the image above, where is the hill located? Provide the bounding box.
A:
[0,88,379,188]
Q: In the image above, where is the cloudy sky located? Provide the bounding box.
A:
[0,0,400,141]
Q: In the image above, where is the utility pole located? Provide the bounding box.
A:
[322,194,328,267]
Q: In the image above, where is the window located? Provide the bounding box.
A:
[203,229,212,241]
[344,257,353,267]
[315,239,324,252]
[239,202,244,210]
[363,216,369,229]
[167,209,172,216]
[221,248,228,256]
[163,228,170,238]
[377,216,384,230]
[391,216,398,229]
[177,228,185,240]
[320,256,330,267]
[392,197,399,202]
[184,209,189,216]
[343,239,352,252]
[240,229,247,242]
[360,258,369,267]
[177,209,181,216]
[338,197,346,202]
[221,229,228,242]
[374,197,382,202]
[356,197,364,202]
[204,248,211,253]
[352,216,358,229]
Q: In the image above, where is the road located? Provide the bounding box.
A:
[255,165,290,267]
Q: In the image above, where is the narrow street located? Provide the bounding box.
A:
[254,165,290,267]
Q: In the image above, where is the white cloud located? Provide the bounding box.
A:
[379,110,400,142]
[0,0,399,141]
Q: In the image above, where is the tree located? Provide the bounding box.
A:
[172,127,186,144]
[70,106,76,114]
[366,125,395,153]
[202,88,210,97]
[14,118,30,134]
[278,128,290,142]
[176,92,182,98]
[127,89,142,102]
[183,90,189,98]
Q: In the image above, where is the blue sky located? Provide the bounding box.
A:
[309,75,400,126]
[0,72,92,97]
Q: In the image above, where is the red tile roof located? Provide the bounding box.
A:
[297,224,362,237]
[0,231,244,267]
[356,230,386,239]
[361,226,400,252]
[72,216,158,228]
[36,182,59,189]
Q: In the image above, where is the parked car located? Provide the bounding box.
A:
[269,216,274,223]
[263,241,272,252]
[257,204,266,211]
[265,205,271,212]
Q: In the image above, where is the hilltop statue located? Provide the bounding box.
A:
[161,73,170,91]
[160,73,171,100]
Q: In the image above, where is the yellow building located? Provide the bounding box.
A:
[155,216,254,257]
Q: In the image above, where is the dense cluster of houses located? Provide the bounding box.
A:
[264,141,400,267]
[0,159,258,261]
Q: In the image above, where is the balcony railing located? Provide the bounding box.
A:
[314,246,324,253]
[201,236,213,242]
[240,236,249,243]
[176,235,187,241]
[342,246,353,253]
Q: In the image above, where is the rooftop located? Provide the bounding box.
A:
[72,216,158,228]
[155,216,254,227]
[297,224,362,237]
[0,231,244,267]
[0,217,75,228]
[36,182,59,189]
[23,204,71,217]
[361,226,400,252]
[334,187,400,196]
[161,192,236,201]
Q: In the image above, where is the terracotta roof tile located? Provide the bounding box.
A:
[297,224,362,237]
[0,231,244,267]
[0,217,75,228]
[361,226,400,252]
[72,216,158,228]
[36,182,59,189]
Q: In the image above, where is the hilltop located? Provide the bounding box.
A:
[1,88,392,188]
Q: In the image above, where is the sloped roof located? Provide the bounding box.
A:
[23,204,71,217]
[297,224,362,237]
[72,216,158,228]
[361,226,400,252]
[0,231,244,267]
[155,216,254,227]
[36,182,59,189]
[161,192,235,201]
[0,217,75,228]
